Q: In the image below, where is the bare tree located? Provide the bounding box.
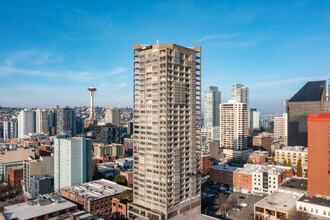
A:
[289,210,311,220]
[213,193,228,215]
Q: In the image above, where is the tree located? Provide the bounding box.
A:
[92,164,103,180]
[113,175,127,186]
[304,169,308,178]
[283,159,287,166]
[249,159,254,164]
[287,159,292,167]
[118,189,133,202]
[270,157,275,165]
[296,159,302,177]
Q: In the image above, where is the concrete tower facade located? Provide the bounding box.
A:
[204,86,221,128]
[54,136,92,192]
[105,107,120,127]
[18,109,36,138]
[88,86,97,120]
[3,120,18,141]
[36,108,52,135]
[219,100,248,151]
[129,43,201,220]
[230,84,249,106]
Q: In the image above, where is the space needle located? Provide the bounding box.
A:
[88,86,97,120]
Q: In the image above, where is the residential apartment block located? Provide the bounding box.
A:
[210,164,292,195]
[220,100,248,159]
[61,179,130,218]
[129,43,201,220]
[54,136,92,192]
[275,146,308,167]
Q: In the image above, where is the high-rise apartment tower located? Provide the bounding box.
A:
[204,86,221,128]
[129,43,201,220]
[54,136,92,192]
[18,109,36,138]
[105,107,120,127]
[219,100,248,151]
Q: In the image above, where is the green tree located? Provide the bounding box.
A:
[249,159,254,164]
[92,164,103,180]
[118,189,133,202]
[270,157,275,165]
[287,159,292,167]
[304,169,308,178]
[283,159,287,166]
[296,159,303,177]
[114,175,127,186]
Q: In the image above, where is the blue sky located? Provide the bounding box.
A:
[0,0,329,113]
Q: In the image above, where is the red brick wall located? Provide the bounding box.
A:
[6,168,23,189]
[307,113,330,197]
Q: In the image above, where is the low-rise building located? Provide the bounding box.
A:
[28,175,54,199]
[252,165,292,195]
[6,166,23,189]
[254,192,302,219]
[275,146,308,175]
[0,147,35,181]
[253,132,273,153]
[296,195,330,219]
[249,150,269,164]
[22,156,54,198]
[61,179,130,218]
[93,144,125,159]
[0,196,77,220]
[120,171,133,188]
[210,164,292,195]
[114,158,133,169]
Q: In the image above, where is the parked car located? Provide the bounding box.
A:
[233,207,241,211]
[240,203,248,207]
[224,190,231,194]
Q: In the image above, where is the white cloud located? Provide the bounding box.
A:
[197,33,242,42]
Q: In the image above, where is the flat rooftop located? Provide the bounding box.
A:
[210,164,237,172]
[280,178,307,191]
[298,195,330,208]
[212,164,290,175]
[3,196,76,220]
[7,166,23,171]
[61,179,130,201]
[255,192,302,213]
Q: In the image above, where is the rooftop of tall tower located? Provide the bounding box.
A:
[289,80,326,102]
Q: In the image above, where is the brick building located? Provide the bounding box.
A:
[201,152,212,175]
[61,179,130,218]
[253,132,273,153]
[249,150,269,164]
[210,164,292,195]
[6,166,23,189]
[307,113,330,197]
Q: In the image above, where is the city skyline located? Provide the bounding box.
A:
[0,1,330,113]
